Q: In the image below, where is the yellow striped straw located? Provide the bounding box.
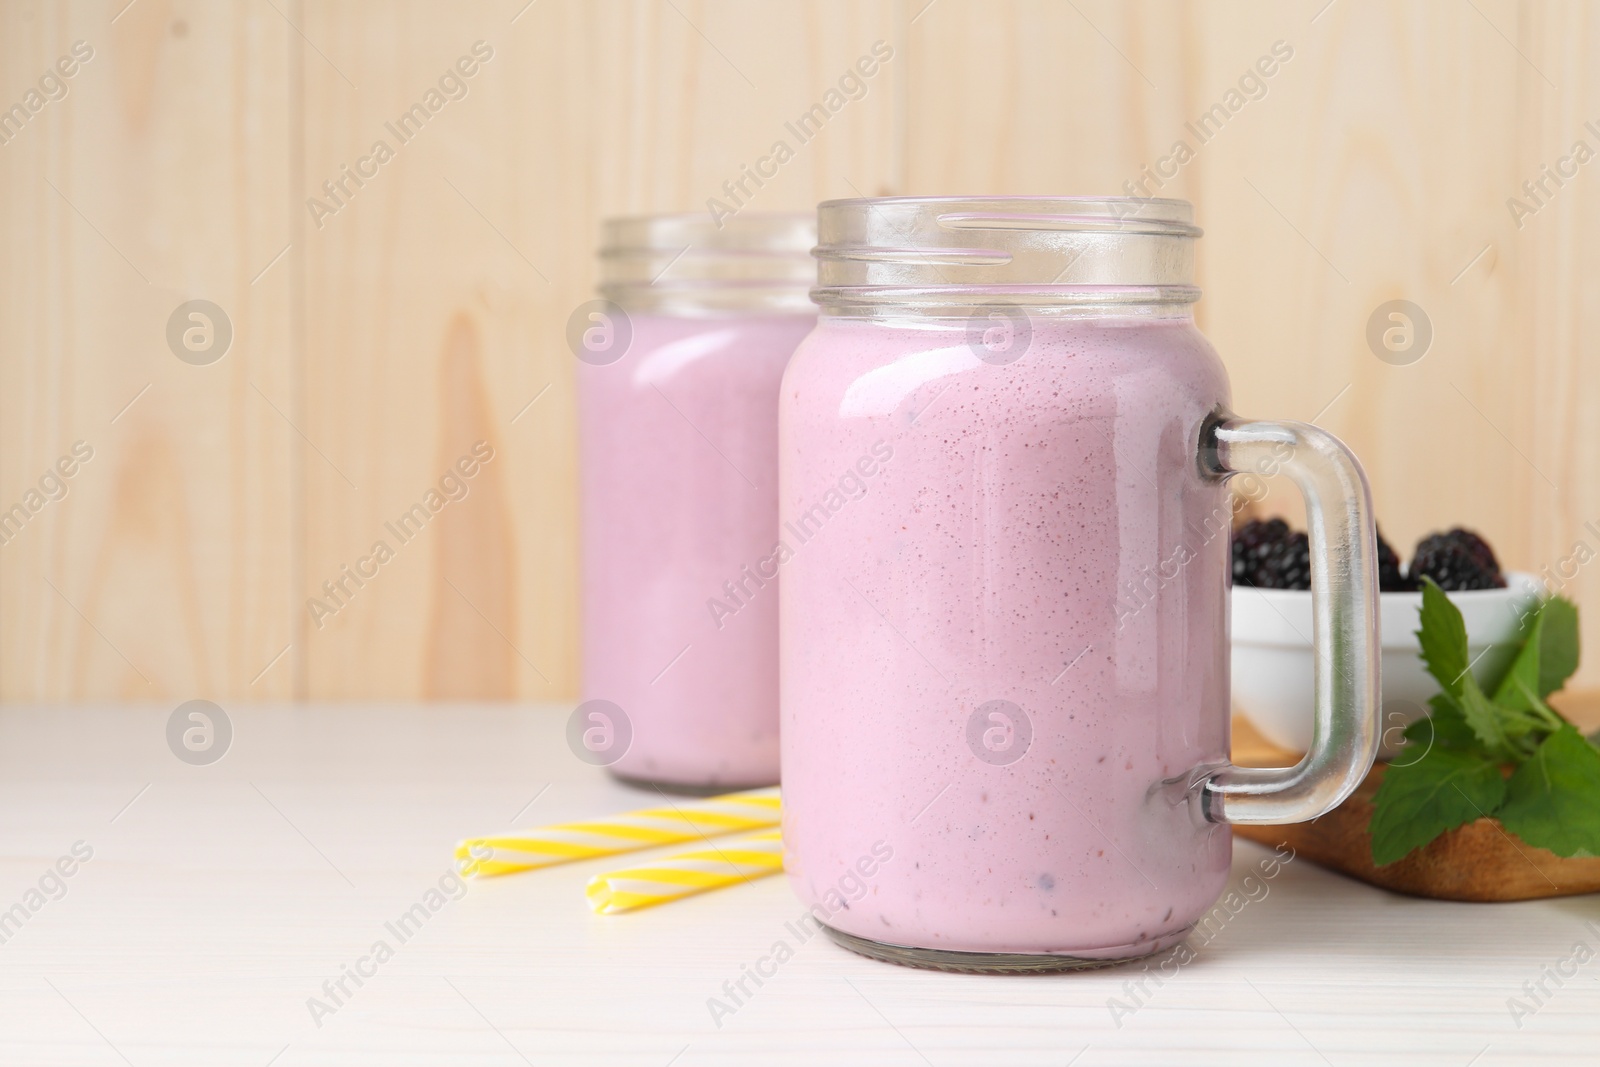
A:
[455,786,780,878]
[586,829,784,914]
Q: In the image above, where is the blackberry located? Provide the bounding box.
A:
[1410,528,1506,591]
[1449,527,1502,576]
[1376,526,1412,592]
[1232,518,1291,587]
[1267,531,1312,590]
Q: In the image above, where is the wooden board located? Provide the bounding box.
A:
[1231,688,1600,901]
[1233,764,1600,902]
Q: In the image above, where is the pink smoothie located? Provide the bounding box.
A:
[580,313,815,788]
[779,312,1235,956]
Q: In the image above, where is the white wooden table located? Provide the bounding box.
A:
[1,704,1595,1066]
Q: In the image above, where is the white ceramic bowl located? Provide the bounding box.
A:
[1232,571,1543,756]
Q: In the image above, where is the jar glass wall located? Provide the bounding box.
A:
[579,212,816,791]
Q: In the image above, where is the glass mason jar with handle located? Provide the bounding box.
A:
[578,213,816,792]
[778,196,1379,971]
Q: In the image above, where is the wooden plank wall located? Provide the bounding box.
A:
[2,0,1596,701]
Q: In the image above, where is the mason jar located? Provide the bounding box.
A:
[778,196,1379,970]
[576,213,816,791]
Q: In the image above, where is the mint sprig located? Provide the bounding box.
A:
[1369,578,1590,865]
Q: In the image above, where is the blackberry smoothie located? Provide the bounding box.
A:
[781,196,1381,971]
[581,313,813,787]
[779,313,1233,958]
[580,214,814,790]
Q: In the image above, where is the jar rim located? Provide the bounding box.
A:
[815,194,1202,238]
[600,211,817,254]
[812,195,1201,308]
[599,211,816,315]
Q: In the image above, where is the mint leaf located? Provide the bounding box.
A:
[1417,578,1471,699]
[1403,694,1480,751]
[1458,673,1512,756]
[1535,597,1581,697]
[1369,747,1507,866]
[1416,578,1514,757]
[1493,607,1544,712]
[1496,725,1600,858]
[1490,597,1578,716]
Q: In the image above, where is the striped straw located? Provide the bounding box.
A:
[586,829,784,914]
[455,786,780,878]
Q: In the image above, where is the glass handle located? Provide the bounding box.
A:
[1192,413,1382,825]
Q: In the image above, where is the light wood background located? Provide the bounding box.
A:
[2,0,1596,702]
